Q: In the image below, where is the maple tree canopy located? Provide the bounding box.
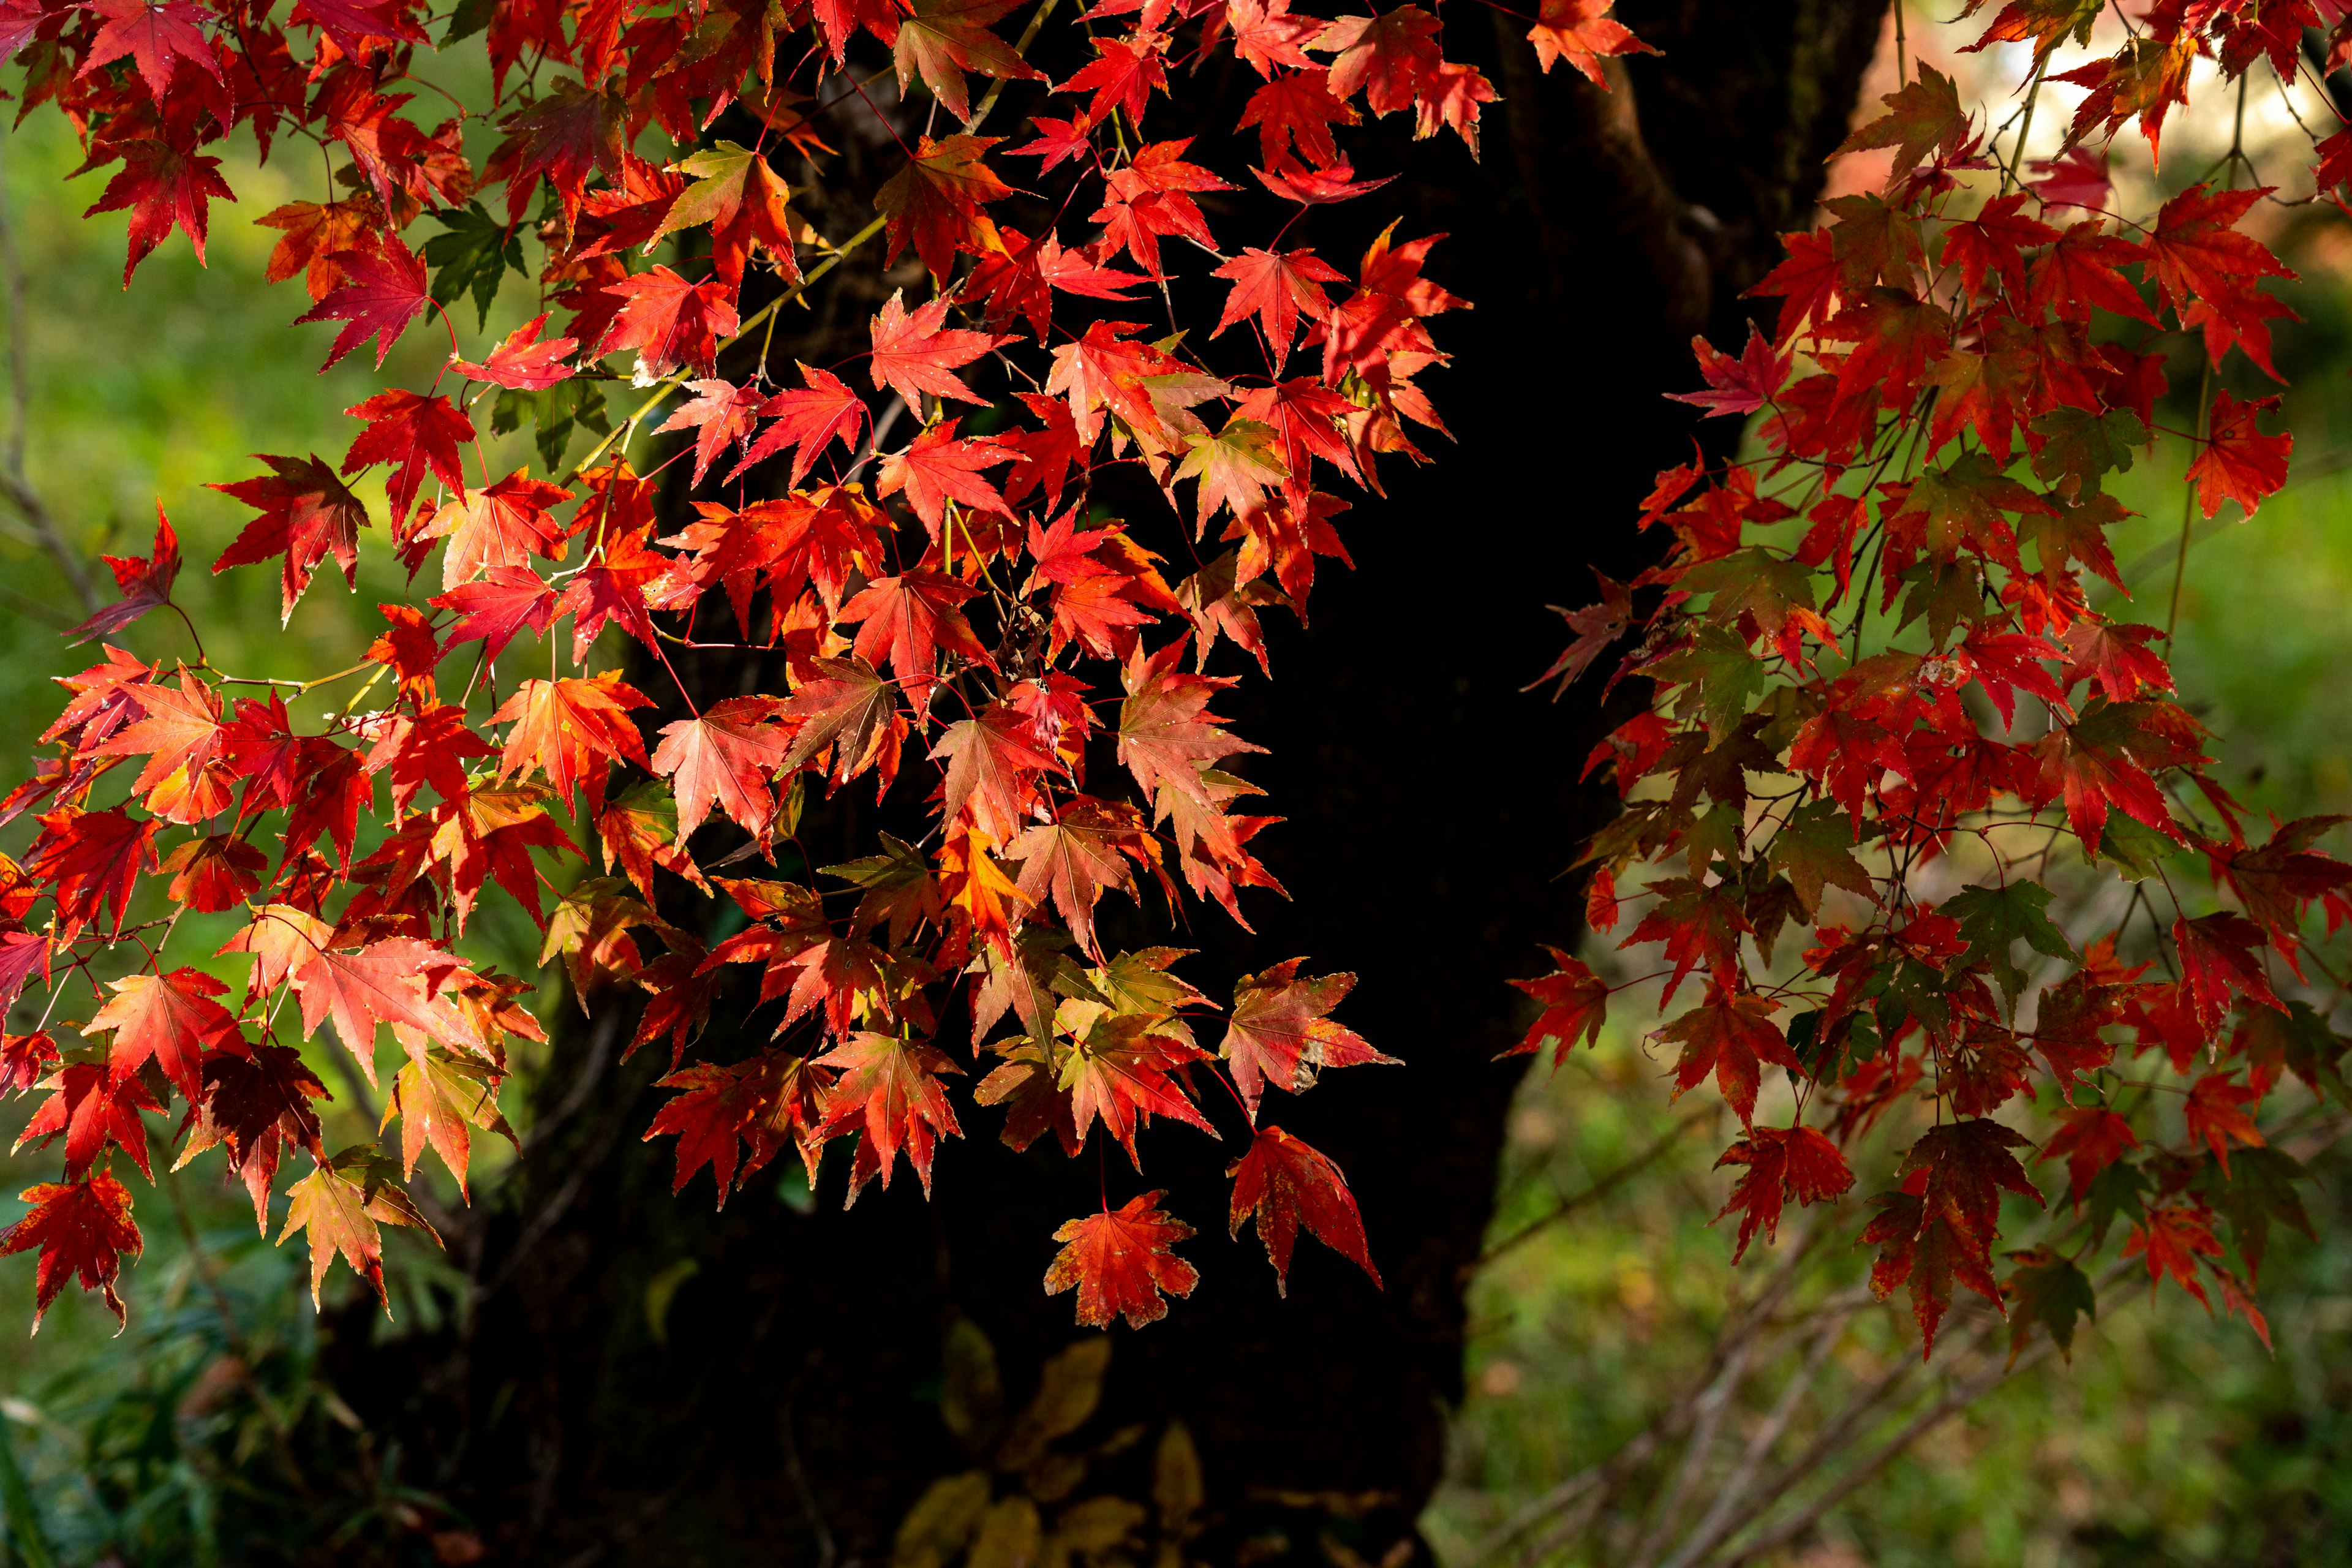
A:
[0,0,2343,1391]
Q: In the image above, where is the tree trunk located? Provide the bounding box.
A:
[325,6,1886,1561]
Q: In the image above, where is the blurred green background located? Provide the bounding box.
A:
[5,50,2352,1568]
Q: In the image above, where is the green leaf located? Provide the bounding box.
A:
[1768,799,1875,916]
[2003,1247,2096,1365]
[2083,1158,2149,1249]
[2093,811,2179,880]
[2194,1145,2314,1281]
[442,0,493,43]
[1654,623,1765,743]
[1679,547,1818,637]
[492,379,609,471]
[1943,880,2077,1005]
[421,202,524,326]
[2029,406,2147,496]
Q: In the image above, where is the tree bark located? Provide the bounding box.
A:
[323,6,1887,1562]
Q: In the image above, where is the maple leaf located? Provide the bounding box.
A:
[868,290,1008,409]
[0,1171,141,1329]
[86,966,241,1102]
[812,1031,965,1202]
[294,241,432,370]
[1227,1125,1379,1294]
[180,1042,329,1227]
[210,453,371,622]
[894,0,1041,123]
[383,1048,513,1198]
[84,137,236,286]
[420,469,571,589]
[878,418,1018,541]
[15,1060,161,1180]
[780,657,907,787]
[1211,247,1343,376]
[2187,390,2291,519]
[1525,0,1655,85]
[876,133,1012,282]
[277,1146,438,1311]
[604,265,740,380]
[652,141,801,287]
[2002,1246,2097,1365]
[658,378,766,486]
[1831,63,1967,178]
[2040,1105,2139,1211]
[651,695,794,841]
[932,704,1061,840]
[1059,1014,1215,1164]
[1116,640,1264,807]
[1219,959,1395,1121]
[432,564,558,662]
[343,388,474,530]
[158,832,265,913]
[78,0,223,99]
[2175,911,2280,1033]
[490,672,654,815]
[451,311,578,390]
[647,1049,832,1202]
[2122,1200,2223,1310]
[1714,1123,1854,1262]
[1316,6,1440,115]
[497,77,627,234]
[289,937,483,1085]
[733,363,869,486]
[837,568,989,698]
[1942,880,2076,1007]
[1229,0,1321,77]
[1091,140,1235,277]
[2184,1071,2264,1175]
[1239,68,1360,170]
[1503,947,1610,1066]
[1656,989,1796,1128]
[27,805,157,940]
[1044,1190,1200,1328]
[68,504,181,644]
[1061,28,1169,123]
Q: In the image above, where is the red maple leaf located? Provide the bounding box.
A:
[79,0,224,99]
[288,937,482,1082]
[1238,68,1359,171]
[1504,946,1610,1065]
[778,657,907,788]
[420,469,571,589]
[1713,1123,1854,1262]
[837,568,990,697]
[654,378,765,488]
[83,136,235,285]
[1218,958,1394,1121]
[27,805,157,940]
[294,241,433,370]
[892,0,1042,123]
[965,231,1145,342]
[342,388,473,530]
[1656,988,1796,1128]
[68,505,181,644]
[876,418,1017,541]
[650,695,794,840]
[490,672,654,815]
[15,1060,160,1179]
[1227,1125,1379,1294]
[210,453,371,622]
[1115,639,1264,807]
[1212,246,1344,375]
[604,265,740,380]
[875,133,1012,282]
[1060,28,1169,123]
[2124,1200,2223,1309]
[1525,0,1654,85]
[2039,1105,2139,1210]
[867,289,1008,409]
[2184,1071,2264,1174]
[2187,390,2291,518]
[86,966,242,1101]
[1316,6,1439,114]
[811,1031,964,1202]
[732,363,870,486]
[0,1170,142,1329]
[450,311,578,390]
[1044,1189,1200,1327]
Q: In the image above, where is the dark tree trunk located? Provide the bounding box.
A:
[326,6,1885,1561]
